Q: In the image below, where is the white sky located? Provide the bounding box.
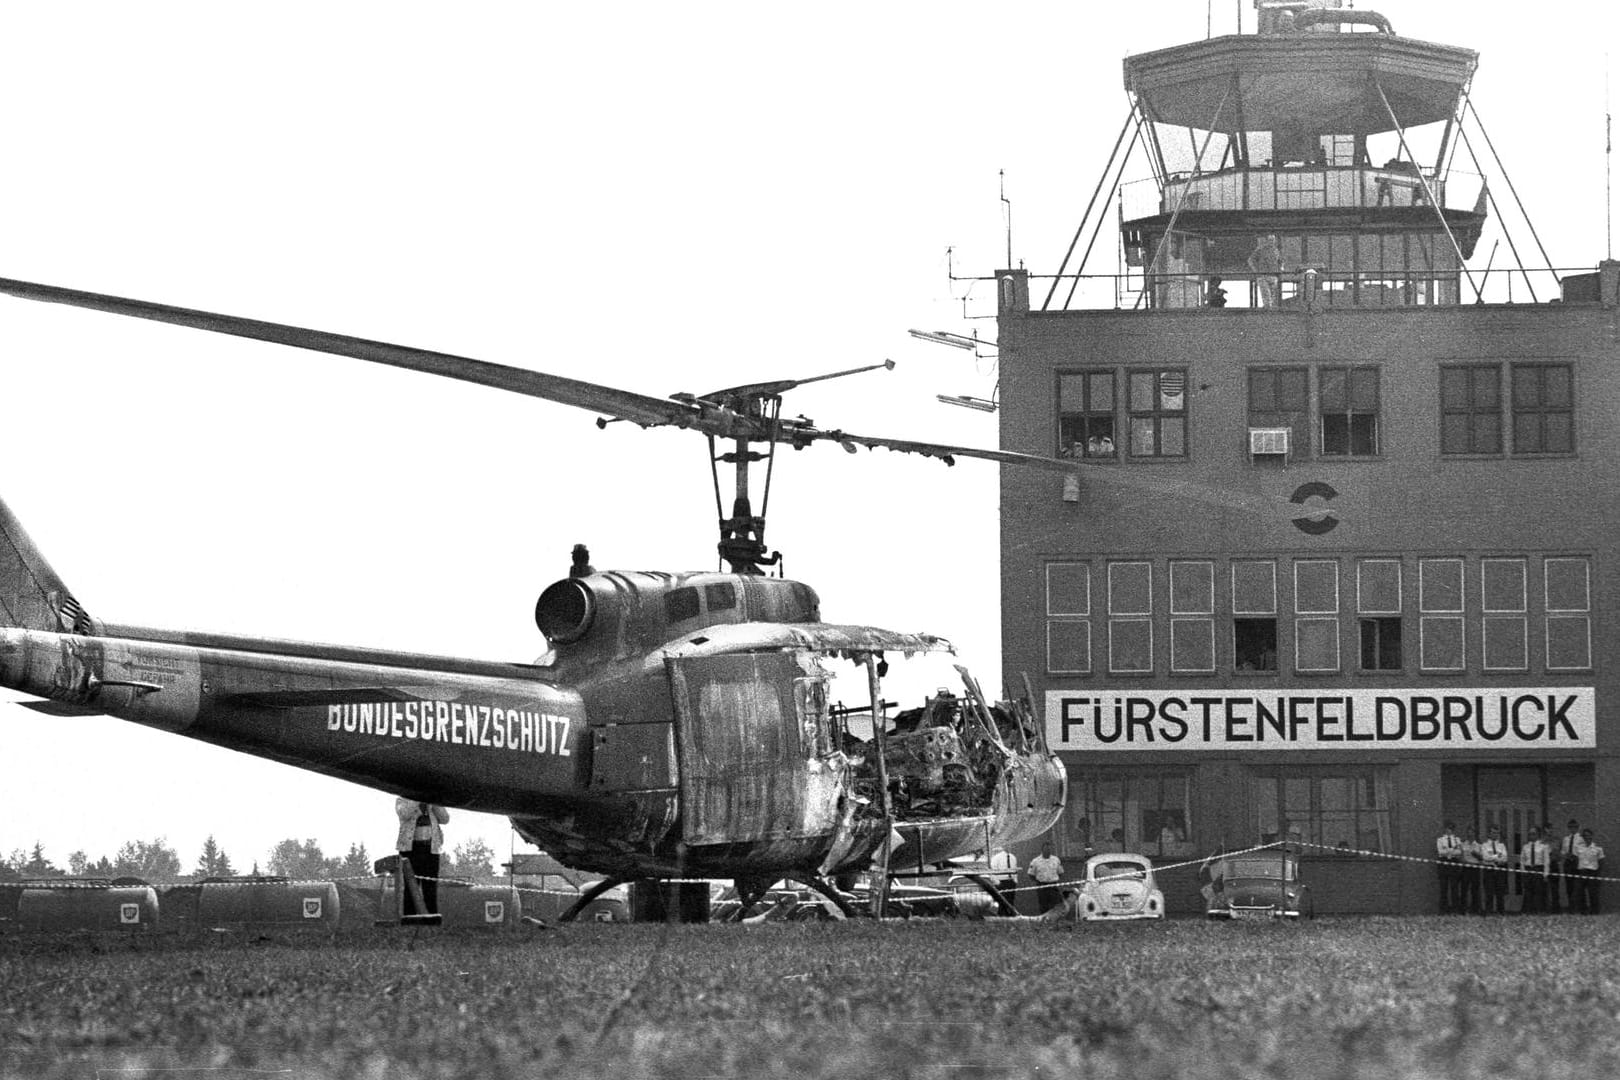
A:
[1,1,1614,875]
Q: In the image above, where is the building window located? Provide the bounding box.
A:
[1544,557,1592,671]
[1255,768,1393,853]
[1127,369,1187,458]
[1169,559,1215,673]
[1320,366,1379,456]
[1511,363,1574,455]
[1440,364,1501,455]
[1481,558,1528,671]
[1045,562,1091,675]
[1065,770,1194,860]
[1419,558,1466,671]
[1058,371,1117,459]
[1357,559,1403,671]
[1294,559,1340,672]
[1247,367,1309,458]
[1232,559,1277,672]
[1108,561,1153,674]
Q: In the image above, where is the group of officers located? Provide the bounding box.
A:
[1435,820,1606,915]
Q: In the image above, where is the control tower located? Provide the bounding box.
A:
[1119,2,1484,310]
[992,2,1620,916]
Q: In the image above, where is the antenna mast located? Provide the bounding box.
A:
[1000,170,1012,267]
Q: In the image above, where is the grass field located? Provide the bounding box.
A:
[3,917,1619,1079]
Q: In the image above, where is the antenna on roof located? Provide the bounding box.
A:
[1607,55,1613,260]
[1000,169,1013,268]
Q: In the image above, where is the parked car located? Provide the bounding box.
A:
[1074,853,1165,921]
[1206,850,1313,920]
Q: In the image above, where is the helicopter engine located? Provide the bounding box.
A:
[534,568,822,667]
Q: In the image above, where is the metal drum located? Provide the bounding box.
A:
[17,884,160,931]
[196,879,339,927]
[436,884,521,928]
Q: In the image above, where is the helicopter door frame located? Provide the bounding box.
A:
[666,651,846,847]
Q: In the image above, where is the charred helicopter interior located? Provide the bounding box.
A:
[831,656,1043,825]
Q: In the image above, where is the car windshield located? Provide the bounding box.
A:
[1094,861,1146,880]
[1227,858,1292,880]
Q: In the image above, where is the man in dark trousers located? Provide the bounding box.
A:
[395,797,450,922]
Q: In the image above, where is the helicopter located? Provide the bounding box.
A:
[0,276,1072,919]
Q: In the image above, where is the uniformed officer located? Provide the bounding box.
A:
[1479,825,1510,915]
[1520,827,1551,914]
[1461,824,1484,915]
[1435,821,1464,914]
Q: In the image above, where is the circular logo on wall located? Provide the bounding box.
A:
[1290,481,1339,535]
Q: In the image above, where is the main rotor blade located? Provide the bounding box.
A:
[0,277,700,430]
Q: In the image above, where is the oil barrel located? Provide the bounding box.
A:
[196,879,339,927]
[17,883,160,931]
[436,883,521,928]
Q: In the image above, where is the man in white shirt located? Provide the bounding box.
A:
[1027,843,1065,914]
[1435,821,1464,914]
[1479,825,1510,915]
[1520,827,1551,915]
[1574,828,1605,915]
[1556,819,1582,914]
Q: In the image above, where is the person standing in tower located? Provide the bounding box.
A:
[1247,234,1283,308]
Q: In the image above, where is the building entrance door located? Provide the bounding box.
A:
[1478,767,1544,913]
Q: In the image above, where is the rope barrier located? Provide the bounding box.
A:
[10,839,1616,899]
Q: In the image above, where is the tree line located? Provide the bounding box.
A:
[0,835,501,884]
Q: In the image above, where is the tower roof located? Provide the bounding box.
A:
[1124,33,1478,134]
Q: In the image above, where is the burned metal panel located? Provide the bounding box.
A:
[668,651,847,846]
[589,721,676,792]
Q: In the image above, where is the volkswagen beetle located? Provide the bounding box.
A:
[1075,853,1165,921]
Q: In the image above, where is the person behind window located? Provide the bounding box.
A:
[1205,276,1227,308]
[1247,234,1283,308]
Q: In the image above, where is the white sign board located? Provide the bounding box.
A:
[1046,688,1595,751]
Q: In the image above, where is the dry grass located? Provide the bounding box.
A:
[3,916,1620,1079]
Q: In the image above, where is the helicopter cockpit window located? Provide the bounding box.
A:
[666,587,701,622]
[704,582,737,613]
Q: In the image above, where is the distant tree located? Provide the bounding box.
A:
[112,838,182,881]
[447,838,497,882]
[333,841,372,879]
[22,842,63,878]
[68,850,89,876]
[194,835,235,879]
[266,838,328,880]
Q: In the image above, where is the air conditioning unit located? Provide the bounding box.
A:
[1249,427,1291,457]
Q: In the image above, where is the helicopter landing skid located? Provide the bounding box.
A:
[558,876,631,923]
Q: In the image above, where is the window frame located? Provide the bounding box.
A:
[1509,362,1575,456]
[1057,369,1119,461]
[1319,364,1381,457]
[1439,363,1502,456]
[1246,366,1311,460]
[1126,368,1189,459]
